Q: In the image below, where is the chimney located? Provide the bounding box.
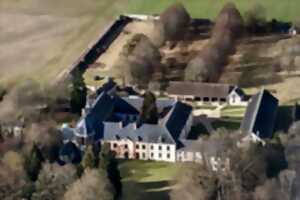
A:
[119,122,123,128]
[133,123,137,130]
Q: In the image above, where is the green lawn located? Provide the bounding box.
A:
[127,0,300,21]
[212,119,241,131]
[221,106,246,118]
[119,160,181,200]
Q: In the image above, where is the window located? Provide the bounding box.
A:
[220,98,226,102]
[195,97,201,101]
[212,97,218,102]
[161,138,165,143]
[203,97,210,102]
[113,143,118,148]
[124,144,128,149]
[158,153,162,158]
[135,153,140,159]
[142,145,146,150]
[138,136,143,141]
[136,144,139,149]
[142,153,146,158]
[158,146,162,150]
[150,153,154,158]
[150,145,154,150]
[115,135,120,140]
[167,146,170,151]
[167,154,170,159]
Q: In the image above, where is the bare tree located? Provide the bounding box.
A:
[115,34,161,86]
[159,3,191,41]
[64,169,114,200]
[254,170,296,200]
[244,3,267,33]
[185,2,243,82]
[31,162,77,200]
[213,2,244,39]
[0,158,27,199]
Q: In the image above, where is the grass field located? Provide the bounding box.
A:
[127,0,300,21]
[119,160,181,200]
[0,0,125,86]
[221,106,246,118]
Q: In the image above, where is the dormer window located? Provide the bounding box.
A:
[138,136,143,141]
[115,135,120,140]
[161,137,165,143]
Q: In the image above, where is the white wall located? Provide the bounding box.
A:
[106,139,135,159]
[104,140,176,162]
[227,91,248,106]
[176,151,203,163]
[146,143,176,162]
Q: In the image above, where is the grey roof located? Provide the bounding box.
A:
[96,78,117,95]
[179,139,224,157]
[166,81,235,98]
[240,89,278,139]
[103,122,175,144]
[75,92,114,138]
[121,96,176,112]
[61,126,75,142]
[163,101,192,143]
[71,91,191,146]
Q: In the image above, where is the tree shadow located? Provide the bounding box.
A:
[274,105,294,132]
[122,180,172,200]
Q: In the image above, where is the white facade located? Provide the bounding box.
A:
[104,140,176,162]
[168,88,248,107]
[176,151,230,172]
[227,90,248,106]
[176,151,203,163]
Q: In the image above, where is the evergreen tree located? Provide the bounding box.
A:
[99,143,112,170]
[70,69,87,114]
[99,143,122,200]
[81,145,97,169]
[140,91,158,124]
[24,143,44,181]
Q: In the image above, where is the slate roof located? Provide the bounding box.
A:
[121,96,176,113]
[113,96,140,115]
[102,99,191,145]
[75,92,114,139]
[67,91,191,147]
[179,139,225,157]
[61,126,75,142]
[96,78,117,95]
[163,101,192,143]
[240,89,278,139]
[166,81,235,98]
[103,122,175,144]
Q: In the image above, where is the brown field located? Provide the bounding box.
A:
[0,0,125,86]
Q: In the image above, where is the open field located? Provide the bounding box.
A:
[0,0,125,86]
[127,0,300,21]
[119,160,181,200]
[2,0,300,87]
